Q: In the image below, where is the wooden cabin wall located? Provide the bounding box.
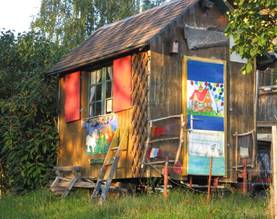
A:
[58,72,90,176]
[58,72,132,179]
[149,4,228,118]
[258,64,277,122]
[150,4,256,181]
[258,92,277,122]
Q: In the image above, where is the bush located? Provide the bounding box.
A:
[0,30,64,193]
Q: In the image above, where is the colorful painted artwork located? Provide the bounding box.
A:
[188,130,225,176]
[84,114,118,155]
[186,58,225,176]
[187,80,224,117]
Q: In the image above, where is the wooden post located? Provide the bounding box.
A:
[213,177,219,189]
[189,176,193,189]
[242,158,247,194]
[163,157,169,199]
[272,125,277,218]
[207,156,213,201]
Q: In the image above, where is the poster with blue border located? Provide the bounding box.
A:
[186,58,225,176]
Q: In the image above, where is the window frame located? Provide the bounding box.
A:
[88,66,113,117]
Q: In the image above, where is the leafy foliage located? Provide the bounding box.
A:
[32,0,166,49]
[0,31,64,193]
[0,0,167,194]
[226,0,277,74]
[142,0,166,11]
[32,0,140,49]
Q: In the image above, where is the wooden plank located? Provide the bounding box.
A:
[148,137,180,144]
[272,125,277,218]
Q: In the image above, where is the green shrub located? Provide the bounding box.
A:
[0,30,64,193]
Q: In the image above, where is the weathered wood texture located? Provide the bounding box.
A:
[258,92,277,122]
[57,3,257,183]
[150,4,256,181]
[258,66,277,122]
[228,62,255,180]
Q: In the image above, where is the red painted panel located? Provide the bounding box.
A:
[64,71,80,122]
[113,56,132,112]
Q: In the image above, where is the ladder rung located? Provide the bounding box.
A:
[144,160,175,165]
[111,147,119,150]
[104,162,113,166]
[149,137,179,143]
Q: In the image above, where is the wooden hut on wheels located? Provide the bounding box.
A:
[48,0,276,198]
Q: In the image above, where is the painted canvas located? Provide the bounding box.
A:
[186,58,225,176]
[187,80,224,117]
[188,130,225,175]
[84,114,118,155]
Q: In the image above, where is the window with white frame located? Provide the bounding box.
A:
[89,66,113,117]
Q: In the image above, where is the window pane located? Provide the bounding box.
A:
[95,102,102,116]
[106,67,112,80]
[91,70,102,84]
[89,86,96,103]
[97,70,102,83]
[106,81,112,98]
[95,84,102,101]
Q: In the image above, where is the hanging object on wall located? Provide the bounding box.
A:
[185,57,225,176]
[188,130,225,176]
[170,40,179,54]
[84,114,118,155]
[184,25,227,50]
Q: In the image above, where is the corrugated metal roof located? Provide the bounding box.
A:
[49,0,198,74]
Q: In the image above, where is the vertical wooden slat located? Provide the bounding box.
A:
[272,125,277,218]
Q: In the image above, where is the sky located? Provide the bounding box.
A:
[0,0,41,33]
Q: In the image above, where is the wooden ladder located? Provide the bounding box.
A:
[50,166,81,197]
[91,128,128,203]
[141,115,185,168]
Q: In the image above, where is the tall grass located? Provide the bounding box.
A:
[0,189,270,219]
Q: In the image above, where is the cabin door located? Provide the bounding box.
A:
[184,57,226,176]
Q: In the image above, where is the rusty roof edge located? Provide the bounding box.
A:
[47,42,149,75]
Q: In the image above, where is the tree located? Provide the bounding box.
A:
[32,0,140,49]
[32,0,166,49]
[142,0,166,11]
[225,0,277,74]
[0,31,64,193]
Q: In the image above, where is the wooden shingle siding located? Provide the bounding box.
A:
[49,0,198,75]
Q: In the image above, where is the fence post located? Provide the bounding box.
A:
[242,158,248,194]
[163,157,169,199]
[207,156,213,201]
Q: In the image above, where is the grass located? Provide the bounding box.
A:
[0,189,270,219]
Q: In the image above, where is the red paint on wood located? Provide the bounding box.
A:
[242,159,248,194]
[113,56,132,112]
[64,71,80,122]
[163,157,169,199]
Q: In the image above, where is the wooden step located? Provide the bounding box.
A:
[54,166,81,173]
[52,186,68,192]
[74,181,95,188]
